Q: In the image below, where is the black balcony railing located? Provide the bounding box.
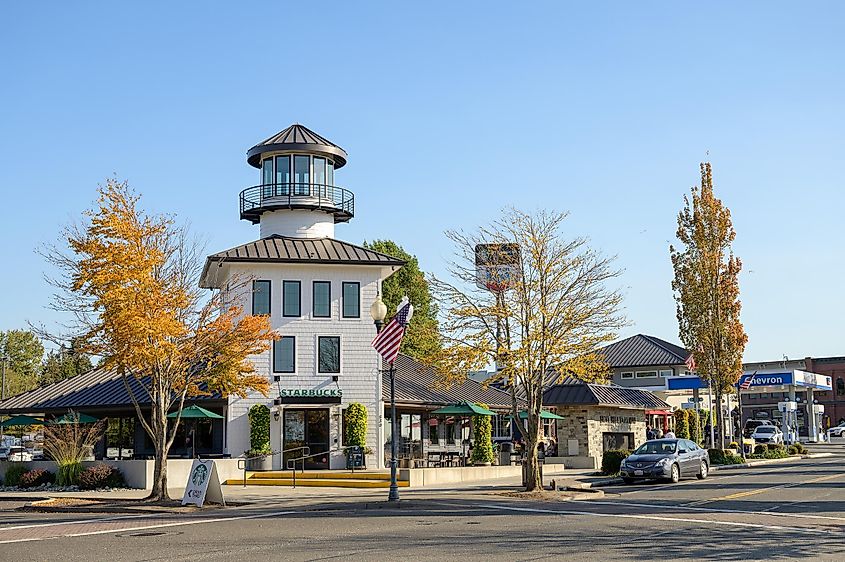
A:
[239,183,354,223]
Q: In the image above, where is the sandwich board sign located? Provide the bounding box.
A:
[181,459,225,507]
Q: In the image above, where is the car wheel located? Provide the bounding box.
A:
[668,463,680,483]
[622,477,635,484]
[697,461,708,480]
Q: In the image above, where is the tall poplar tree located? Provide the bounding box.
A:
[670,163,747,448]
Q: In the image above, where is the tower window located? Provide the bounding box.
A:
[283,281,301,317]
[275,155,291,195]
[342,282,360,318]
[261,159,273,197]
[252,280,271,316]
[294,155,310,196]
[313,281,331,318]
[318,336,341,373]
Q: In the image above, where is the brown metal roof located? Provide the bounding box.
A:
[543,379,670,410]
[0,368,223,415]
[596,334,689,368]
[384,354,519,410]
[246,123,348,169]
[201,235,405,287]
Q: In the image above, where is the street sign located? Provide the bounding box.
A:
[475,243,519,292]
[181,459,225,507]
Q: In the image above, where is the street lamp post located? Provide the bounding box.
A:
[370,293,400,502]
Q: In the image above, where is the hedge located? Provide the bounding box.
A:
[247,404,272,456]
[470,404,494,465]
[602,449,630,475]
[344,403,368,449]
[674,410,690,440]
[708,448,743,465]
[687,409,701,444]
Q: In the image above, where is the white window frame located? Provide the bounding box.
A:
[659,369,673,378]
[620,372,634,379]
[635,371,658,379]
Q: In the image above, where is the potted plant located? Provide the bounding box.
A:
[245,405,273,471]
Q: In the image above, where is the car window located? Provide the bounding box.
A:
[634,440,677,455]
[756,427,775,433]
[686,440,698,451]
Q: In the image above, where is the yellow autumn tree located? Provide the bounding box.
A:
[670,163,748,449]
[426,209,625,491]
[44,179,274,501]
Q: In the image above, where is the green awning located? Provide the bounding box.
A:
[52,412,99,424]
[430,401,496,416]
[0,415,44,427]
[167,405,224,419]
[515,410,565,420]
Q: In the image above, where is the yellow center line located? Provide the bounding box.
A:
[704,472,845,503]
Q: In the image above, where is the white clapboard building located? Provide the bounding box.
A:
[199,124,404,469]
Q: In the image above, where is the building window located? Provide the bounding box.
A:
[327,160,334,186]
[542,418,554,437]
[342,282,360,318]
[313,281,331,318]
[313,156,326,198]
[283,281,301,317]
[636,371,658,379]
[294,155,310,195]
[620,372,634,379]
[275,155,291,195]
[659,369,673,378]
[273,336,295,373]
[428,418,439,444]
[318,336,340,373]
[252,280,271,316]
[491,415,511,439]
[837,378,844,396]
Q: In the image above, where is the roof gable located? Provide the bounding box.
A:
[543,380,670,409]
[597,334,689,368]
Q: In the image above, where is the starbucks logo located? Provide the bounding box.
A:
[191,464,208,486]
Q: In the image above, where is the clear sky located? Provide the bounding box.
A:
[1,2,843,362]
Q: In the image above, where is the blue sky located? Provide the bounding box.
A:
[1,2,843,361]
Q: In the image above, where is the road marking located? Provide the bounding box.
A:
[0,510,295,545]
[686,471,845,506]
[574,499,845,524]
[0,514,159,532]
[481,504,834,535]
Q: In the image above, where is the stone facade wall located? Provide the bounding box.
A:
[553,406,647,468]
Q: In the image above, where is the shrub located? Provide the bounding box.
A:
[19,468,55,488]
[753,444,769,455]
[793,442,807,455]
[3,464,31,487]
[344,403,368,449]
[787,445,800,455]
[43,413,105,486]
[762,448,790,460]
[470,405,494,465]
[79,463,125,490]
[674,410,690,440]
[602,449,630,475]
[708,448,743,465]
[247,404,271,456]
[687,409,701,444]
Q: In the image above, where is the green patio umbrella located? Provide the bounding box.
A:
[167,405,223,458]
[52,412,99,424]
[0,415,44,427]
[430,401,496,416]
[166,405,224,419]
[515,410,565,420]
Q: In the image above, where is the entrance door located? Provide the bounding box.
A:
[283,409,330,469]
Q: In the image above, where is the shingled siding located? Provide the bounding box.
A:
[224,262,385,469]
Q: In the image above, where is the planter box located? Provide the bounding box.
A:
[245,455,273,471]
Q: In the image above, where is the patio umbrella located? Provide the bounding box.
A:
[166,405,224,419]
[52,412,99,424]
[514,410,565,420]
[430,402,496,416]
[0,415,44,427]
[167,405,223,458]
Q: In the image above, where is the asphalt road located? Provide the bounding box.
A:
[2,446,844,561]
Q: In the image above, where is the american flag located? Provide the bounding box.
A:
[685,353,697,372]
[372,298,414,365]
[740,371,757,390]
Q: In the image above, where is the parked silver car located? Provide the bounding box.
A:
[620,439,710,484]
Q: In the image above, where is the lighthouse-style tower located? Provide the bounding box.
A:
[201,124,403,471]
[241,124,354,239]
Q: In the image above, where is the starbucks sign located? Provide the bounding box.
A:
[279,388,343,398]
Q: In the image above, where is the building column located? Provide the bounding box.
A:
[807,387,817,442]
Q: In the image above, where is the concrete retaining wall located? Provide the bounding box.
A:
[400,463,566,487]
[546,455,597,470]
[0,459,242,490]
